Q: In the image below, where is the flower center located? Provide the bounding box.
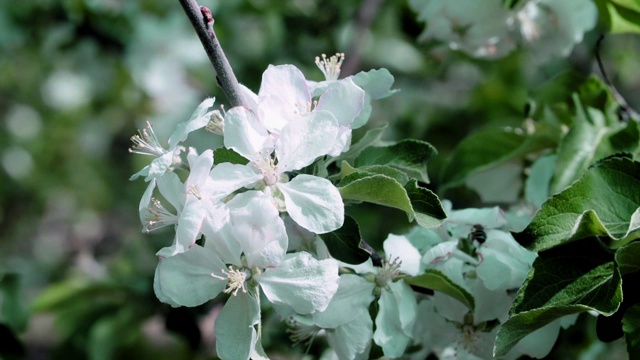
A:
[211,265,250,296]
[375,256,402,288]
[286,317,321,348]
[253,156,280,186]
[205,109,225,135]
[144,197,178,232]
[315,53,345,81]
[129,121,166,157]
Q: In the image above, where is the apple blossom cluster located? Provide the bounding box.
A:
[285,202,575,359]
[129,54,397,359]
[409,0,598,60]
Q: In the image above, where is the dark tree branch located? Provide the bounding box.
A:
[178,0,245,107]
[595,35,639,122]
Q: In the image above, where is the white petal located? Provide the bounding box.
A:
[238,84,259,111]
[175,197,206,251]
[312,274,375,328]
[153,245,226,307]
[316,78,365,126]
[186,148,214,188]
[257,252,339,314]
[373,282,416,358]
[275,111,339,172]
[383,234,422,276]
[146,150,176,180]
[277,175,344,234]
[209,163,263,200]
[168,97,215,148]
[156,172,185,210]
[215,291,260,360]
[138,178,156,229]
[201,202,242,265]
[223,107,269,161]
[227,191,287,268]
[326,126,352,157]
[326,312,373,360]
[258,65,310,131]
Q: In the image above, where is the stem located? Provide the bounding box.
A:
[178,0,245,107]
[595,35,639,122]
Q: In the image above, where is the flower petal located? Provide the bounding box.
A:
[257,252,339,314]
[277,175,344,234]
[138,178,156,230]
[153,245,226,307]
[227,191,287,268]
[373,282,416,358]
[223,107,269,161]
[315,78,365,126]
[312,274,375,328]
[156,171,185,210]
[383,234,422,276]
[275,111,339,172]
[168,97,216,148]
[209,163,263,200]
[326,311,373,360]
[257,65,310,132]
[215,291,260,360]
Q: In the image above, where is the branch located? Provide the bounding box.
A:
[178,0,245,107]
[595,35,639,122]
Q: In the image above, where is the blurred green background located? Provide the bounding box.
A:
[1,0,638,358]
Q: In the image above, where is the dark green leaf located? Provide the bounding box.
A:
[319,216,371,264]
[495,238,622,356]
[0,273,28,332]
[404,180,447,228]
[405,269,475,310]
[518,156,640,251]
[440,128,555,190]
[616,241,640,275]
[338,161,409,185]
[355,139,437,183]
[213,147,249,165]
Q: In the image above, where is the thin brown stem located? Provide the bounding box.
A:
[178,0,245,107]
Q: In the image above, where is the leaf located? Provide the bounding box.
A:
[440,128,556,191]
[338,174,446,228]
[0,273,28,332]
[623,303,640,359]
[550,95,616,194]
[608,0,640,33]
[404,269,475,310]
[327,124,387,167]
[355,139,437,183]
[213,147,249,165]
[319,216,372,264]
[494,238,622,356]
[525,154,557,208]
[615,241,640,275]
[339,161,409,185]
[404,180,447,228]
[31,279,119,312]
[518,156,640,251]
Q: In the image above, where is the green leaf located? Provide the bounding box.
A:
[31,279,119,312]
[550,96,617,194]
[440,128,555,190]
[495,238,622,356]
[327,124,387,167]
[88,307,143,360]
[338,161,409,185]
[319,215,372,264]
[404,269,475,310]
[518,156,640,251]
[355,139,437,183]
[338,174,445,228]
[213,147,249,165]
[404,180,447,228]
[525,154,557,208]
[616,241,640,275]
[609,1,640,33]
[0,273,28,332]
[495,305,591,357]
[623,303,640,359]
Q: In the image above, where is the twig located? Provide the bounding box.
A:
[341,0,383,77]
[595,34,639,122]
[178,0,245,107]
